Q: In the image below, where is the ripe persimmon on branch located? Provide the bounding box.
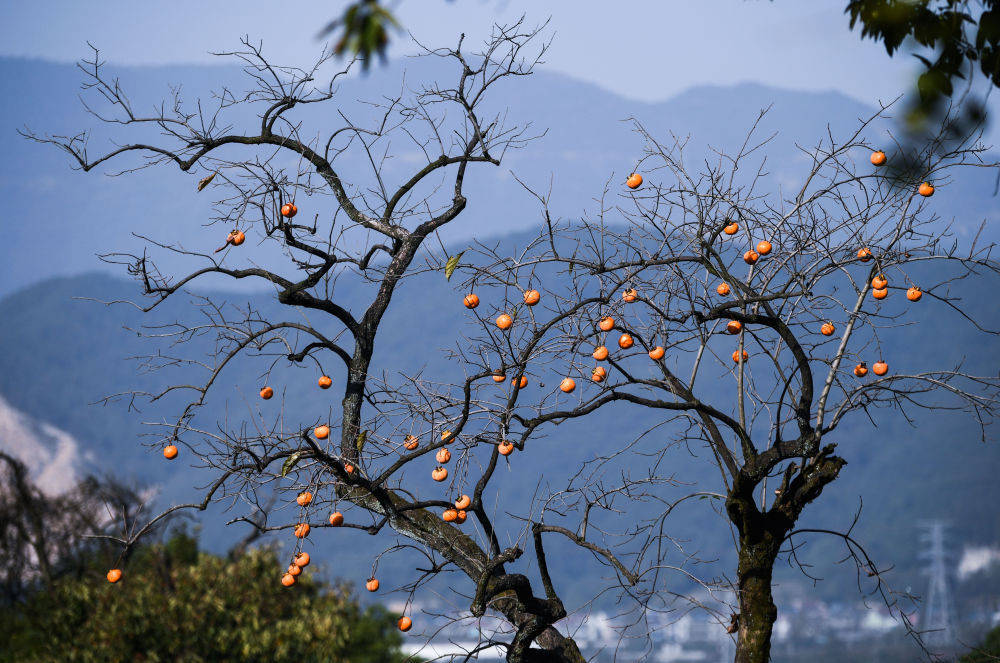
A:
[440,104,1000,662]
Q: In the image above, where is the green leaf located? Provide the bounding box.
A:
[281,451,303,477]
[444,251,465,281]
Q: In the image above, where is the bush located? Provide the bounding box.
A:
[0,531,406,663]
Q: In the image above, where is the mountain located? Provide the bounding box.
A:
[2,55,999,613]
[0,392,88,495]
[2,56,998,297]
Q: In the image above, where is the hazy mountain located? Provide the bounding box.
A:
[0,392,87,495]
[3,56,998,296]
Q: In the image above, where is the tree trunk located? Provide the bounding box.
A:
[727,447,846,663]
[734,539,780,663]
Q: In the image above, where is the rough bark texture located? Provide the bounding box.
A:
[727,446,846,663]
[735,537,780,663]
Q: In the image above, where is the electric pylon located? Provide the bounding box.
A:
[918,520,957,656]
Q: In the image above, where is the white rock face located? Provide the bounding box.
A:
[0,393,89,495]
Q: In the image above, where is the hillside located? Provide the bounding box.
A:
[1,253,998,609]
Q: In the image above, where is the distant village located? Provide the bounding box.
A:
[392,578,1000,663]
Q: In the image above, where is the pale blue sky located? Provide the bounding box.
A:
[1,1,927,107]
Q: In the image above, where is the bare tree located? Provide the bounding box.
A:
[0,451,146,603]
[439,105,1000,662]
[22,20,611,663]
[26,17,1000,663]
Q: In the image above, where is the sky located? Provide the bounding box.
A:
[0,1,934,109]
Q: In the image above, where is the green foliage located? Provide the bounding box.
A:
[0,531,406,663]
[320,0,402,70]
[846,1,997,128]
[960,624,1000,662]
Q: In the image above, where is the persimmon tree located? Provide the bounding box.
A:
[26,19,1000,663]
[23,21,610,663]
[442,108,1000,662]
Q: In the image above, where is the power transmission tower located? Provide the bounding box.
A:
[918,520,958,657]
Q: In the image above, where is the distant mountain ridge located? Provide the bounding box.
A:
[2,56,997,296]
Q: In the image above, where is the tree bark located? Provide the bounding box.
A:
[734,537,780,663]
[727,446,846,663]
